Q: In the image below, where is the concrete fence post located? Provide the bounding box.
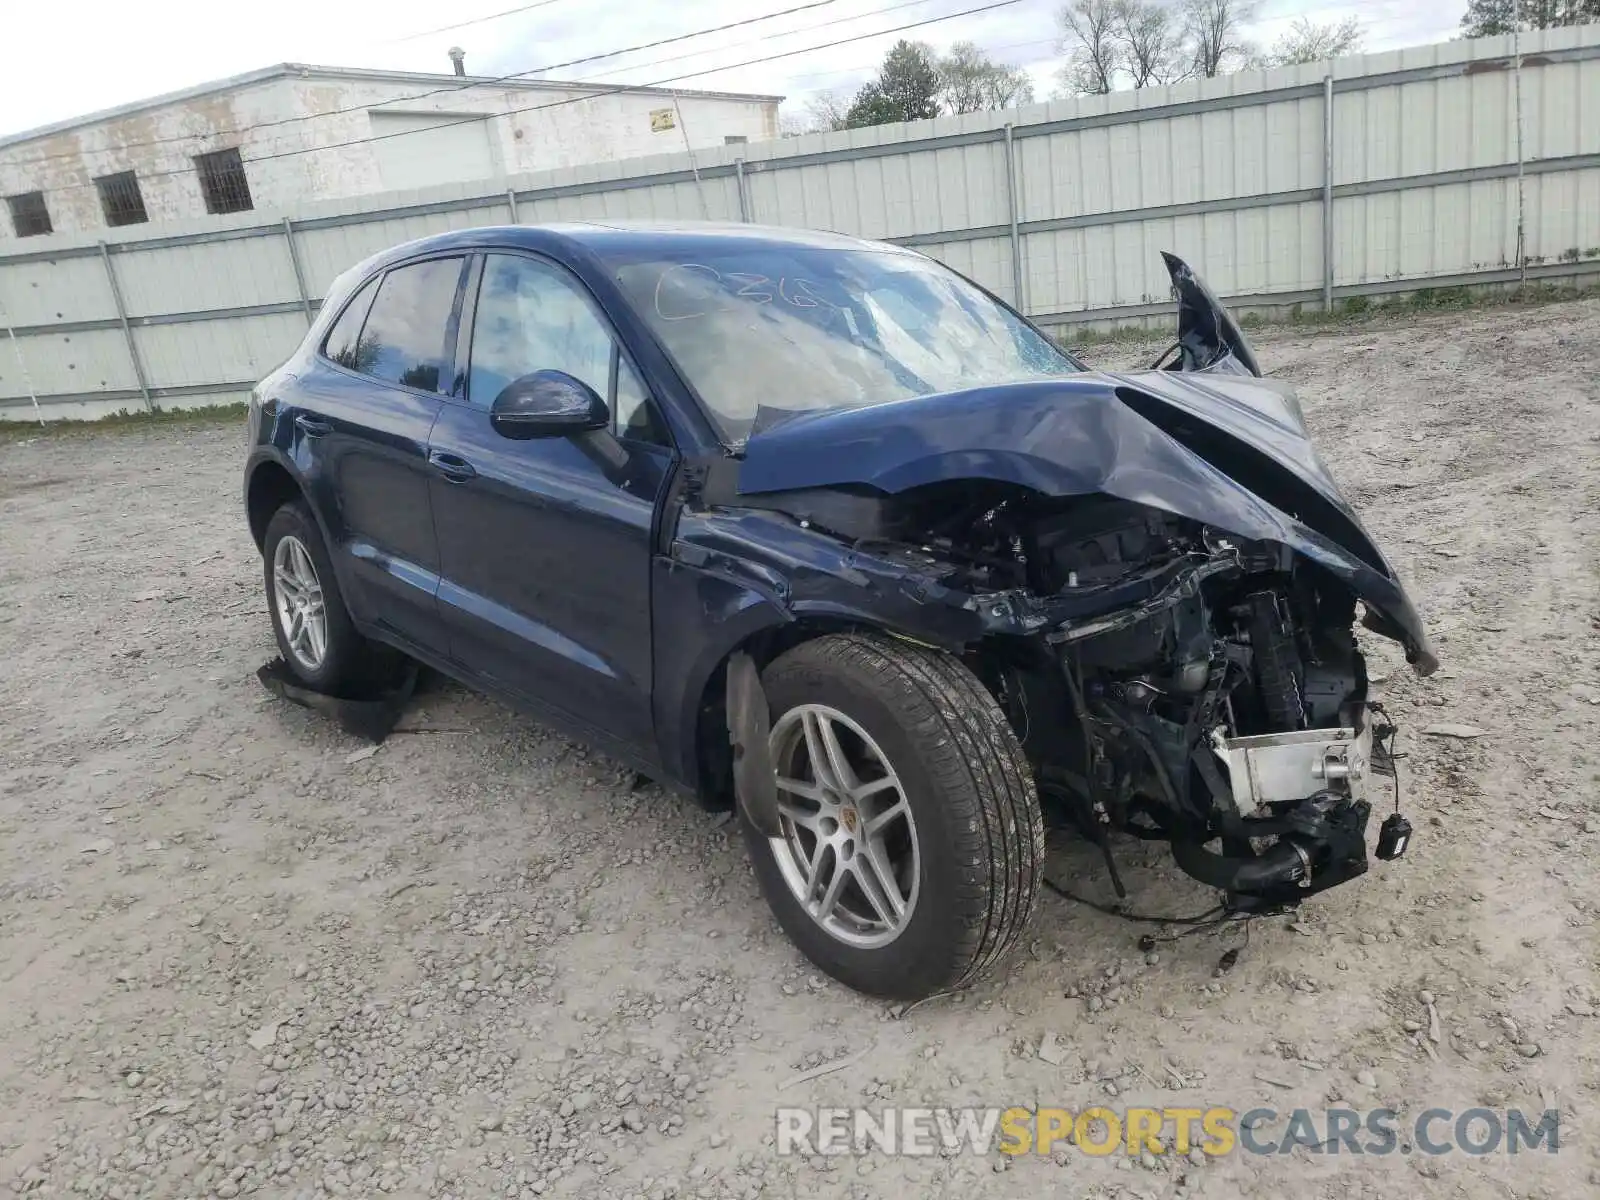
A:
[1003,122,1025,312]
[283,218,314,324]
[506,188,520,224]
[99,241,153,412]
[1322,74,1335,313]
[735,159,750,223]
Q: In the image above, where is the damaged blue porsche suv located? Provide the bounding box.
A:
[244,221,1432,1000]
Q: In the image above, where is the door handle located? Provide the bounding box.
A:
[428,450,477,483]
[294,415,332,437]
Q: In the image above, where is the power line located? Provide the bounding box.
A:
[256,0,1027,167]
[378,0,571,45]
[6,1,839,168]
[568,0,936,84]
[33,0,1028,195]
[235,0,921,164]
[220,0,930,166]
[773,33,1057,89]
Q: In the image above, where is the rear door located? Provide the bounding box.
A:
[427,250,675,758]
[295,254,468,652]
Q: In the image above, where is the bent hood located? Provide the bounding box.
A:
[735,372,1437,673]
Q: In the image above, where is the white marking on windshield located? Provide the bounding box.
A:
[652,263,838,322]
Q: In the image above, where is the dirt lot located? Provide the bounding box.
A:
[1,298,1598,1200]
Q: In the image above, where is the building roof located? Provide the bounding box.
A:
[0,63,784,151]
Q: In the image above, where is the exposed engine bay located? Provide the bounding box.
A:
[707,476,1407,910]
[705,253,1423,914]
[906,488,1399,910]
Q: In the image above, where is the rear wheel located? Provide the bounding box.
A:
[743,632,1044,1000]
[262,501,388,693]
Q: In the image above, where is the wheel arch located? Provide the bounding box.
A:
[685,606,960,812]
[245,454,309,549]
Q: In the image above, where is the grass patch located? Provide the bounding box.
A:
[0,402,247,442]
[1404,286,1474,310]
[1279,279,1600,332]
[1050,278,1600,352]
[1055,321,1165,349]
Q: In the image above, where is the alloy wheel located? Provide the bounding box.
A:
[272,534,328,672]
[767,703,921,949]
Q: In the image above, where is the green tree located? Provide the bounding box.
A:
[846,41,943,127]
[1461,0,1600,36]
[937,41,1037,113]
[1459,0,1516,35]
[844,84,899,127]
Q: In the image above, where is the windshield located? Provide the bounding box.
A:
[609,245,1080,444]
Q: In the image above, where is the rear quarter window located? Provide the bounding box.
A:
[321,276,380,372]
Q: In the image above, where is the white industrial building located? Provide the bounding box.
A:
[0,59,781,240]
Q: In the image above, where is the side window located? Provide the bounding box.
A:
[322,276,380,372]
[470,254,672,448]
[359,257,465,393]
[470,254,611,406]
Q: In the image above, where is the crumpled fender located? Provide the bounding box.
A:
[1163,250,1264,376]
[736,375,1437,674]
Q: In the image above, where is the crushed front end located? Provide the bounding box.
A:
[692,470,1423,915]
[719,251,1434,916]
[969,499,1409,912]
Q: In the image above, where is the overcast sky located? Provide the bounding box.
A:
[5,0,1465,138]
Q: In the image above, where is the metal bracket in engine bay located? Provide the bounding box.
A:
[1207,707,1372,819]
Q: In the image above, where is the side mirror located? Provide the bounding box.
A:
[490,370,609,440]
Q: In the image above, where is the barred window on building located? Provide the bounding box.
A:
[6,191,52,237]
[95,171,148,227]
[195,148,254,215]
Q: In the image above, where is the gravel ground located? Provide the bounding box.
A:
[1,298,1599,1200]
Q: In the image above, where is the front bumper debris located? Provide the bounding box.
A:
[1171,705,1410,911]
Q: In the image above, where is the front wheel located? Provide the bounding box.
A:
[742,633,1044,1000]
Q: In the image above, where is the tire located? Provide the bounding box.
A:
[742,632,1044,1000]
[262,501,387,693]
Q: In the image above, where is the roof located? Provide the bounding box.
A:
[321,221,910,300]
[0,63,784,151]
[363,221,909,267]
[545,219,906,254]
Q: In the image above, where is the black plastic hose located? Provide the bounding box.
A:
[1170,834,1308,893]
